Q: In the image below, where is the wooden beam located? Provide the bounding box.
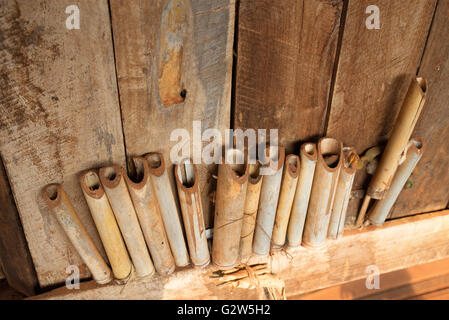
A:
[32,209,449,299]
[0,0,125,287]
[0,156,38,296]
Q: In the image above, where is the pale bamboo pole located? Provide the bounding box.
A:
[253,146,286,255]
[99,165,155,278]
[303,138,342,248]
[42,184,112,284]
[357,77,427,226]
[212,149,249,268]
[80,170,132,281]
[124,157,176,276]
[287,143,317,247]
[240,162,263,260]
[144,152,190,267]
[271,154,300,249]
[328,147,359,239]
[368,139,425,226]
[174,159,210,268]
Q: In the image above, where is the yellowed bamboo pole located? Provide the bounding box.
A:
[99,165,154,278]
[303,138,342,248]
[239,162,263,260]
[42,184,112,284]
[271,154,300,249]
[368,139,425,226]
[80,170,132,281]
[124,157,176,276]
[144,152,190,267]
[174,159,210,268]
[212,149,249,268]
[357,77,427,226]
[328,147,359,239]
[253,146,286,255]
[287,143,317,247]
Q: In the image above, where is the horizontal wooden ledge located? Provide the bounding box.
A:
[32,209,449,300]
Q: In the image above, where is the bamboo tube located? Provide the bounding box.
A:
[368,139,424,226]
[287,143,317,247]
[358,77,427,225]
[212,149,249,268]
[303,138,342,248]
[124,157,176,276]
[144,152,190,267]
[328,147,359,240]
[253,146,286,255]
[42,184,112,284]
[99,165,154,278]
[240,162,263,260]
[80,170,132,281]
[271,154,300,249]
[174,159,210,268]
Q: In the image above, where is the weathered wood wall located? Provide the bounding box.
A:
[0,0,448,292]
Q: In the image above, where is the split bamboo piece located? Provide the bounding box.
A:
[42,184,111,284]
[212,149,249,268]
[303,138,342,248]
[357,77,427,226]
[99,165,154,278]
[253,146,286,255]
[124,157,175,276]
[80,170,132,281]
[328,147,359,239]
[144,152,190,267]
[174,159,210,268]
[240,162,263,260]
[271,154,300,249]
[287,143,317,247]
[368,139,425,226]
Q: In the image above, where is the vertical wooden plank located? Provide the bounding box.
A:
[234,0,343,153]
[110,0,235,227]
[325,0,437,223]
[390,0,449,218]
[0,0,125,287]
[0,156,39,296]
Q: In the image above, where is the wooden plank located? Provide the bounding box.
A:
[0,0,125,287]
[390,0,449,218]
[410,287,449,300]
[233,0,343,153]
[32,210,449,299]
[325,0,437,223]
[0,156,38,296]
[110,0,235,228]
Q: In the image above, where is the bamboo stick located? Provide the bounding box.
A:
[124,157,176,276]
[303,138,342,248]
[174,159,210,268]
[80,170,132,281]
[287,143,317,247]
[212,149,249,268]
[42,184,112,284]
[99,165,154,278]
[328,147,359,239]
[368,139,425,226]
[240,162,263,260]
[253,146,286,255]
[144,152,190,267]
[271,154,300,249]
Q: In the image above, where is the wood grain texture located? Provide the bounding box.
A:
[234,0,343,153]
[110,0,235,228]
[326,0,437,222]
[0,157,38,296]
[0,0,125,287]
[32,210,449,299]
[390,0,449,218]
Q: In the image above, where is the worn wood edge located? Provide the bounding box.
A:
[29,209,449,300]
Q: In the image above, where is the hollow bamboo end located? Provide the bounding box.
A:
[285,154,300,178]
[409,138,425,155]
[317,137,343,172]
[144,152,165,177]
[99,164,123,188]
[174,158,199,192]
[342,146,359,174]
[42,184,62,208]
[261,145,286,173]
[80,170,105,199]
[124,156,149,190]
[415,77,427,95]
[222,149,250,184]
[301,142,318,161]
[248,161,263,184]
